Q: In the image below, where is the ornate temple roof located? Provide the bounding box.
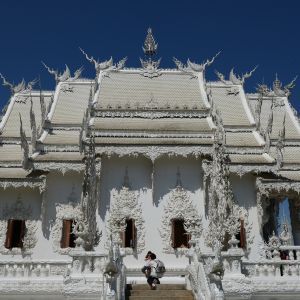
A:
[0,28,299,182]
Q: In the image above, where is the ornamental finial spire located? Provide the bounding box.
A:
[143,28,158,57]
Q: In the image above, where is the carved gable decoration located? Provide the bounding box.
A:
[0,196,37,255]
[106,186,145,254]
[160,186,203,254]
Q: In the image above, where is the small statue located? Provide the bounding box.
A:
[279,223,291,245]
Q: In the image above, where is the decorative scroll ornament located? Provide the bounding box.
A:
[30,98,37,152]
[42,62,71,83]
[140,57,161,78]
[106,168,145,254]
[39,90,47,127]
[79,85,93,153]
[215,70,227,84]
[51,203,84,254]
[0,73,37,95]
[276,113,286,169]
[160,169,202,254]
[272,74,297,97]
[173,52,220,78]
[80,48,127,76]
[81,134,101,250]
[229,66,258,86]
[0,196,37,254]
[68,66,84,81]
[205,141,241,252]
[19,114,31,170]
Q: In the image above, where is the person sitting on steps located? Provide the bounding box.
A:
[141,251,160,290]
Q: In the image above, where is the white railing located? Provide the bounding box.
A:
[0,259,71,278]
[243,260,300,278]
[186,241,213,300]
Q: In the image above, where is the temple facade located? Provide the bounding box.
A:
[0,29,300,299]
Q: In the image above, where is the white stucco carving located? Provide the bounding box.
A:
[160,184,203,254]
[106,185,145,254]
[51,203,84,254]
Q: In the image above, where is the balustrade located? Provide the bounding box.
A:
[0,260,71,278]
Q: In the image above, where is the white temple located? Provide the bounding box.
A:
[0,28,300,299]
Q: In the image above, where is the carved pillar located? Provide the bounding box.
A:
[151,160,155,205]
[201,160,211,207]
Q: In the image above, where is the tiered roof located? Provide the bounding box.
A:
[0,29,299,186]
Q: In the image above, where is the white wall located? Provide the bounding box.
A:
[98,155,205,268]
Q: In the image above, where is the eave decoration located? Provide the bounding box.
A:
[0,196,38,255]
[106,168,145,255]
[160,168,203,254]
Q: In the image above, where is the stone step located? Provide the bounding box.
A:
[126,284,194,300]
[128,297,194,300]
[129,290,194,297]
[128,284,186,290]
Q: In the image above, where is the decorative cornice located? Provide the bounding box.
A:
[93,110,208,119]
[0,176,46,193]
[229,165,277,177]
[96,145,211,162]
[33,162,84,174]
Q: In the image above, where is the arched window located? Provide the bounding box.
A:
[171,219,190,248]
[60,219,76,248]
[121,218,137,249]
[5,219,26,249]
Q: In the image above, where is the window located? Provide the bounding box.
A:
[121,219,137,248]
[5,219,26,249]
[60,219,76,248]
[171,219,190,248]
[236,219,246,249]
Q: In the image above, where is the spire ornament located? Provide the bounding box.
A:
[140,28,161,78]
[143,28,158,57]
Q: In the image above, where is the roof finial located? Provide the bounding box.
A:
[143,28,158,57]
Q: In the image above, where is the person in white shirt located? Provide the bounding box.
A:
[141,251,160,290]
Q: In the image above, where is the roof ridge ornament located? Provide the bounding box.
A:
[173,51,220,78]
[0,73,37,95]
[140,28,161,78]
[229,66,258,86]
[42,62,71,83]
[272,74,297,97]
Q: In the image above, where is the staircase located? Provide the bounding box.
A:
[126,284,194,300]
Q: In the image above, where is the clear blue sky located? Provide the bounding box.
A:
[0,0,300,112]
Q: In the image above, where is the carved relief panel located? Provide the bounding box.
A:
[160,185,203,254]
[106,186,145,255]
[51,203,84,254]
